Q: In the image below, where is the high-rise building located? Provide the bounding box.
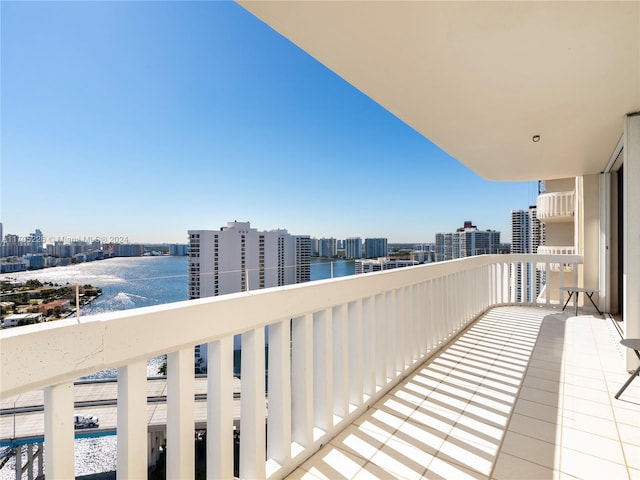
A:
[364,238,388,258]
[188,221,310,371]
[435,221,500,261]
[29,229,44,254]
[169,244,188,256]
[345,237,363,259]
[511,206,545,302]
[317,238,337,258]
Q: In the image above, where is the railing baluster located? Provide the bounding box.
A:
[417,282,426,357]
[386,290,397,378]
[117,360,147,479]
[207,337,233,480]
[403,286,411,367]
[167,347,195,480]
[267,319,291,474]
[411,284,419,361]
[436,277,441,337]
[292,314,314,451]
[332,304,348,420]
[376,293,387,387]
[240,328,266,479]
[362,297,376,397]
[395,288,404,372]
[545,263,551,305]
[426,279,433,353]
[313,309,332,435]
[349,300,364,406]
[44,382,74,479]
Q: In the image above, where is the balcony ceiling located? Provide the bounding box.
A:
[239,1,640,181]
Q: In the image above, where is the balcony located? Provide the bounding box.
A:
[536,246,577,272]
[537,192,575,223]
[1,254,637,479]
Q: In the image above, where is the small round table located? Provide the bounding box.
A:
[615,338,640,400]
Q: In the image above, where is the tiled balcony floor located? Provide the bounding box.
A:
[287,306,640,480]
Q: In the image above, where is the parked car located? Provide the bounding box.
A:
[74,414,99,429]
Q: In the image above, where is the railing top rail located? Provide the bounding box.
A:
[0,254,582,397]
[538,191,575,197]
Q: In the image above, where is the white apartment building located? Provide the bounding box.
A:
[364,237,388,258]
[344,237,362,259]
[355,257,417,274]
[188,221,310,370]
[436,221,501,261]
[316,237,337,258]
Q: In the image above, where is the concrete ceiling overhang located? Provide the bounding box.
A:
[239,1,640,181]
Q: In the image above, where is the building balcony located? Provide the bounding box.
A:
[1,254,637,479]
[537,191,575,223]
[536,246,577,272]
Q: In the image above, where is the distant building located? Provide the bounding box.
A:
[188,221,310,371]
[355,257,418,274]
[29,229,44,253]
[37,299,70,316]
[364,238,388,258]
[411,243,436,263]
[511,207,545,302]
[345,237,363,259]
[318,238,337,258]
[23,253,45,269]
[112,244,145,257]
[0,259,27,273]
[435,221,501,261]
[2,313,44,329]
[169,244,188,256]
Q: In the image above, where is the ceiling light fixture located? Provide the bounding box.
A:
[532,135,541,143]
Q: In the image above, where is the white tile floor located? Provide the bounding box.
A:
[287,306,640,480]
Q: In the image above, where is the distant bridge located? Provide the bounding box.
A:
[0,376,245,447]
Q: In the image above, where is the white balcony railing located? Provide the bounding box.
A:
[0,253,582,479]
[537,191,575,222]
[537,246,577,271]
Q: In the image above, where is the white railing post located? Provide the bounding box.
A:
[407,283,415,360]
[433,277,442,348]
[426,279,434,354]
[167,348,195,480]
[44,382,75,479]
[417,282,426,357]
[444,275,451,337]
[375,293,387,387]
[292,314,314,450]
[207,337,233,480]
[332,304,348,420]
[267,319,292,473]
[117,360,147,480]
[396,288,405,372]
[386,290,397,378]
[348,300,364,406]
[313,309,333,434]
[362,297,376,397]
[240,327,266,480]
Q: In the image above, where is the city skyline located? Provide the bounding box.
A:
[2,2,538,244]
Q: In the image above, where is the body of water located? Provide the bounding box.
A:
[1,255,355,479]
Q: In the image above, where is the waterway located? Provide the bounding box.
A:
[0,256,354,478]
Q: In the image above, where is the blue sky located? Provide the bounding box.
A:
[1,1,537,244]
